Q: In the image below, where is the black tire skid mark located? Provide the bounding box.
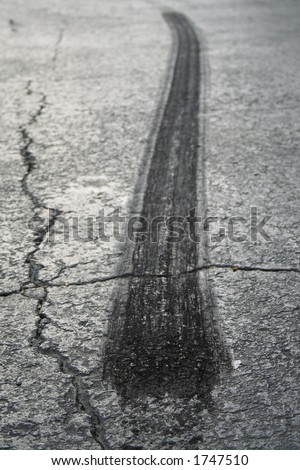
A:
[104,12,228,402]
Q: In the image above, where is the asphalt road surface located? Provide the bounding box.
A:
[0,0,299,450]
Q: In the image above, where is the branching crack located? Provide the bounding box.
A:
[18,88,106,449]
[45,262,300,288]
[29,291,109,448]
[2,262,298,297]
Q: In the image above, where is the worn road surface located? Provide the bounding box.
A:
[0,0,299,449]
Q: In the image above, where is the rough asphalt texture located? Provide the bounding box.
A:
[0,0,299,449]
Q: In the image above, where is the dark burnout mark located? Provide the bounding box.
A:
[103,12,227,401]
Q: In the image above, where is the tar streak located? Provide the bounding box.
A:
[104,12,228,401]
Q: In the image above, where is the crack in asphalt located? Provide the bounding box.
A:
[188,264,300,275]
[19,96,62,283]
[0,290,20,297]
[52,23,67,67]
[45,263,300,287]
[18,88,106,449]
[1,263,298,296]
[30,319,110,449]
[47,271,134,287]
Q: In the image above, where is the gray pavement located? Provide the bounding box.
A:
[0,0,299,449]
